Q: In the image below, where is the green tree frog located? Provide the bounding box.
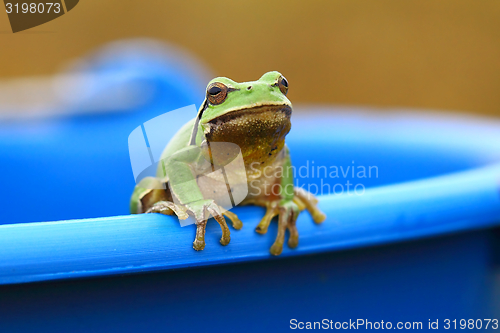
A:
[130,71,326,255]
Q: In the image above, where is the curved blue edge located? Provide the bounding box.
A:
[1,163,499,285]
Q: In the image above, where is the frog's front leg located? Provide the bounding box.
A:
[255,152,326,256]
[148,199,230,251]
[141,196,240,250]
[163,146,241,251]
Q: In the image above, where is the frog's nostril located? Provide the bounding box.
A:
[247,86,252,90]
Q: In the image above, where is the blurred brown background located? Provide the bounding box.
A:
[1,0,499,117]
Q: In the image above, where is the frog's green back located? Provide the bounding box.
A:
[155,118,196,178]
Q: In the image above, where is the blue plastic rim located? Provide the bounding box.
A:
[0,107,499,284]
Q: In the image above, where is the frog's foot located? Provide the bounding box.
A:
[293,187,326,224]
[190,200,232,251]
[255,188,326,255]
[145,200,189,220]
[255,201,299,256]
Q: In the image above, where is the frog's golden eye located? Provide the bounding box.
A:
[278,75,288,96]
[207,82,228,105]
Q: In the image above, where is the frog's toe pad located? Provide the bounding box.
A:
[270,242,284,256]
[255,225,268,234]
[231,220,243,230]
[288,235,299,248]
[220,235,230,246]
[193,239,205,251]
[313,211,327,224]
[222,210,243,230]
[255,205,279,235]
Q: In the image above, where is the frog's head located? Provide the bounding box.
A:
[199,71,291,124]
[192,71,292,164]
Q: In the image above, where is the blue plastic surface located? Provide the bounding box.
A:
[0,231,495,332]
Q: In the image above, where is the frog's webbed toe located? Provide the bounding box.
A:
[294,187,326,224]
[193,220,207,250]
[222,210,243,230]
[207,205,231,246]
[269,201,299,256]
[191,201,236,251]
[255,201,279,235]
[145,200,189,220]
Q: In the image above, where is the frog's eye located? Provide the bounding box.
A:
[206,82,228,105]
[278,75,288,96]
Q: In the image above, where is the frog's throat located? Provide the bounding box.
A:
[202,104,292,165]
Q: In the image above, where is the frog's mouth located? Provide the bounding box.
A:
[206,104,291,124]
[203,104,292,162]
